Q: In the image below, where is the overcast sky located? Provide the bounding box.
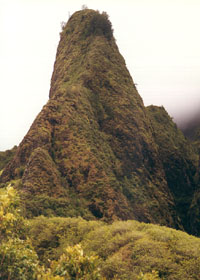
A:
[1,0,200,151]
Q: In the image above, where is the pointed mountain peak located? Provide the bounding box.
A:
[49,9,125,99]
[63,9,114,41]
[1,10,189,230]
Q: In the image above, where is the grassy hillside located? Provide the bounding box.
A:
[2,186,200,280]
[28,216,200,280]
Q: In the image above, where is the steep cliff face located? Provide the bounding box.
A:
[180,115,200,236]
[0,10,179,226]
[147,105,199,234]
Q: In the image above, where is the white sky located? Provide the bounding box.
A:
[1,0,200,151]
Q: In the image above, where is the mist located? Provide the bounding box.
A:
[176,103,200,138]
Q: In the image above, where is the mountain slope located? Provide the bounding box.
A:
[147,105,199,234]
[0,146,17,172]
[1,9,180,227]
[179,112,200,236]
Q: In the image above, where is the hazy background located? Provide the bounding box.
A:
[1,0,200,150]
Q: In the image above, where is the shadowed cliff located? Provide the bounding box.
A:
[147,105,199,234]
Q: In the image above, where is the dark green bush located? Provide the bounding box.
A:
[0,145,17,171]
[84,12,113,40]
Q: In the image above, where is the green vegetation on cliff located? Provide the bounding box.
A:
[1,8,200,279]
[179,112,200,236]
[0,145,17,171]
[147,105,199,234]
[0,9,180,228]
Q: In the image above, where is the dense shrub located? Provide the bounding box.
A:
[0,186,38,280]
[1,186,200,279]
[0,145,17,171]
[84,11,113,40]
[28,217,200,280]
[38,244,104,280]
[0,238,38,280]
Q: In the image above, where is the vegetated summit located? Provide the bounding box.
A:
[1,9,200,235]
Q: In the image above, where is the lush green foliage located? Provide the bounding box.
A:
[147,105,199,234]
[179,118,200,236]
[83,11,113,40]
[1,186,200,279]
[0,186,38,280]
[0,238,38,280]
[0,145,17,171]
[0,185,25,240]
[38,244,103,280]
[0,187,104,280]
[137,270,161,280]
[28,216,200,280]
